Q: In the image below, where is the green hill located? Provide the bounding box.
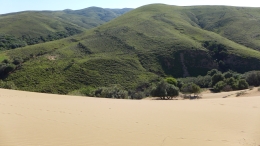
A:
[1,4,260,94]
[0,7,132,50]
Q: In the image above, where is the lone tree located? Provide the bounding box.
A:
[181,83,201,99]
[151,81,179,100]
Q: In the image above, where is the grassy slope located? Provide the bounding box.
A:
[0,7,132,37]
[0,12,83,38]
[1,4,260,94]
[42,7,132,29]
[182,6,260,50]
[0,7,132,50]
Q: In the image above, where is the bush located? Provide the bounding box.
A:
[130,91,146,99]
[237,79,249,90]
[13,57,23,65]
[213,81,227,92]
[151,81,179,100]
[0,80,17,89]
[222,85,233,92]
[245,71,260,86]
[176,80,184,89]
[95,86,128,99]
[179,75,211,88]
[4,64,16,74]
[165,77,177,86]
[68,86,96,97]
[207,69,221,76]
[211,73,225,87]
[225,77,236,86]
[181,83,201,97]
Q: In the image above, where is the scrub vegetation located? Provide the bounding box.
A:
[0,4,260,99]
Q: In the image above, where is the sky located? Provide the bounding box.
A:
[1,0,260,14]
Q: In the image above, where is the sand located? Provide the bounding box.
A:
[0,88,259,146]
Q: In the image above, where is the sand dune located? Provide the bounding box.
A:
[0,88,259,146]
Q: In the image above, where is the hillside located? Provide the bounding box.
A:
[183,6,260,51]
[0,7,132,50]
[1,4,260,94]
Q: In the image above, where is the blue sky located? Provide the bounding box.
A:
[1,0,260,14]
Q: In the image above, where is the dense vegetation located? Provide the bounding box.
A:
[0,4,260,98]
[0,7,132,50]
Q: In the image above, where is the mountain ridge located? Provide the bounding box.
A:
[0,7,132,50]
[1,4,260,94]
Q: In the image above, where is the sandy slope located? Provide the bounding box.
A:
[0,89,259,146]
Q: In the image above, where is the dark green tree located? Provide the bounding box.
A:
[181,83,201,99]
[207,69,221,76]
[213,81,227,92]
[238,79,249,90]
[151,81,179,100]
[211,73,224,87]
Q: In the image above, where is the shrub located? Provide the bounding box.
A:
[222,85,233,92]
[4,64,16,74]
[176,80,184,89]
[225,77,236,86]
[213,81,227,92]
[130,91,146,99]
[237,79,249,90]
[181,83,201,97]
[76,86,96,96]
[151,81,179,100]
[95,86,128,99]
[0,80,17,90]
[13,57,23,65]
[245,71,260,86]
[207,69,221,76]
[211,73,225,87]
[179,75,211,88]
[165,77,177,86]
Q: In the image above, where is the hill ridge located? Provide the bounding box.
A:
[1,4,260,94]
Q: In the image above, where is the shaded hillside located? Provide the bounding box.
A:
[1,4,260,94]
[0,7,132,50]
[58,7,132,29]
[182,6,260,51]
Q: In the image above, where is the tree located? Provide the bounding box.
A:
[238,79,249,90]
[223,71,234,79]
[225,77,236,86]
[181,83,201,99]
[151,81,179,100]
[166,85,179,99]
[207,69,221,76]
[245,71,260,86]
[211,73,224,87]
[176,80,184,89]
[213,81,227,92]
[165,77,177,86]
